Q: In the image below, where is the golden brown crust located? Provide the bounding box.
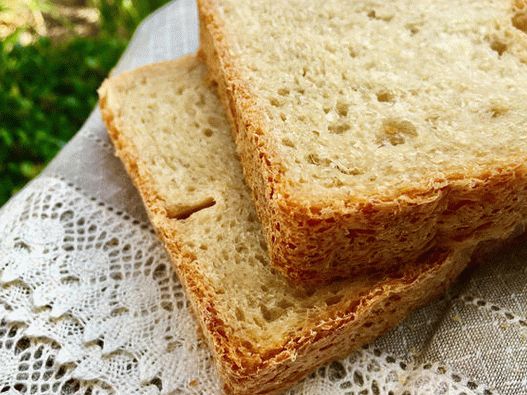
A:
[99,59,521,395]
[198,0,527,286]
[98,61,237,391]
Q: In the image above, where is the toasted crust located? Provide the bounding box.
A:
[98,58,523,394]
[198,0,527,286]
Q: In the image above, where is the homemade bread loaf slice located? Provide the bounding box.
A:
[99,57,516,394]
[199,0,527,285]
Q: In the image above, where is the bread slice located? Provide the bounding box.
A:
[98,57,515,394]
[198,0,527,285]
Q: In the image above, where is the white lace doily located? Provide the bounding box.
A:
[1,1,526,394]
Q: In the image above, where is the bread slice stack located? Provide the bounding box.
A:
[99,1,527,393]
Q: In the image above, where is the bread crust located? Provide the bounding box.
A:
[99,58,523,394]
[198,0,527,286]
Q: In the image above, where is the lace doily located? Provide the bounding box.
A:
[0,177,219,394]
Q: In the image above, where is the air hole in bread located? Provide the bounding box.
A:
[489,103,509,118]
[347,46,357,58]
[376,90,395,103]
[376,118,418,146]
[336,100,349,117]
[512,12,527,33]
[235,244,248,254]
[282,137,295,148]
[203,128,213,137]
[490,39,508,56]
[405,23,421,35]
[165,197,216,220]
[306,153,331,166]
[297,114,307,123]
[277,87,290,96]
[335,165,363,176]
[324,178,345,188]
[367,9,394,22]
[269,97,283,107]
[235,307,245,321]
[259,304,284,322]
[328,121,351,134]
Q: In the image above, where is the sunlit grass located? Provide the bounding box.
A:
[0,0,170,204]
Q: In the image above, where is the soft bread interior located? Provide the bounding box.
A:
[209,0,527,202]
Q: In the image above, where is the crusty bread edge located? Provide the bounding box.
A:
[198,0,527,286]
[99,58,513,394]
[98,60,241,392]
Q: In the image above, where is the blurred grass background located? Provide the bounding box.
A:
[0,0,170,205]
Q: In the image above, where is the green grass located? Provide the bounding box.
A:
[0,0,170,205]
[0,33,126,203]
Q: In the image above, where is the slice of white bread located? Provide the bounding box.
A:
[198,0,527,285]
[99,57,516,394]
